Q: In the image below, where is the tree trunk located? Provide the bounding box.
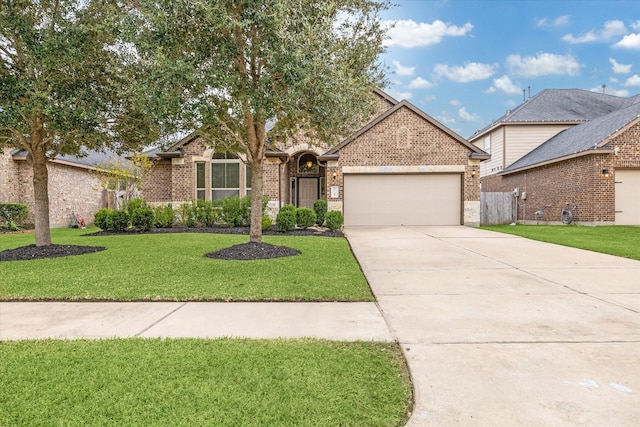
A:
[31,147,52,246]
[249,156,264,243]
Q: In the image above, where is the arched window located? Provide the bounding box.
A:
[298,153,318,174]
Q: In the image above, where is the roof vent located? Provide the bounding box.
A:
[506,110,511,116]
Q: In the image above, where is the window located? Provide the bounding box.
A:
[298,153,318,174]
[211,152,240,200]
[195,162,206,200]
[245,164,252,197]
[483,135,491,154]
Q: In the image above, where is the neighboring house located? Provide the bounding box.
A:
[0,148,128,227]
[469,89,640,225]
[141,89,489,226]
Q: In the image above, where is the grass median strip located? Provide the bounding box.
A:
[482,225,640,260]
[0,338,412,427]
[0,228,372,301]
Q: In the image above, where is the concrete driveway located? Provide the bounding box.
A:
[346,226,640,427]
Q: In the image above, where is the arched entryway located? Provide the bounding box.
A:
[289,152,326,209]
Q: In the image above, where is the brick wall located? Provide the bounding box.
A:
[333,105,479,204]
[481,154,614,223]
[141,160,172,202]
[0,148,20,203]
[13,160,106,227]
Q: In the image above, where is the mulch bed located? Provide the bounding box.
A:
[205,242,301,261]
[0,244,106,262]
[0,226,340,262]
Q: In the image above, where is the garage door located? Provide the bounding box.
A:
[615,169,640,225]
[343,174,462,226]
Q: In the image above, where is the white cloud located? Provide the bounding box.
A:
[624,74,640,86]
[384,19,473,48]
[424,94,436,102]
[632,21,640,31]
[438,114,456,124]
[486,75,522,95]
[433,62,496,83]
[614,33,640,49]
[590,86,629,97]
[392,60,415,76]
[609,58,632,74]
[388,90,414,100]
[449,99,461,106]
[507,53,580,77]
[408,77,434,89]
[609,77,619,83]
[537,15,570,28]
[458,107,481,122]
[563,20,627,44]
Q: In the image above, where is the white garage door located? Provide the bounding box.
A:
[615,169,640,225]
[343,174,462,226]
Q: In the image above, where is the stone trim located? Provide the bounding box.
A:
[342,165,465,174]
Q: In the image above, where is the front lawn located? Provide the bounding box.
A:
[0,338,412,427]
[482,225,640,260]
[0,227,372,301]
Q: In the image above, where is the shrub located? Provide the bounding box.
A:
[261,215,273,231]
[325,210,344,231]
[194,200,218,227]
[276,208,296,232]
[125,198,146,216]
[296,207,316,229]
[131,207,154,231]
[280,204,296,213]
[154,205,175,228]
[108,210,130,232]
[313,200,327,226]
[93,208,112,230]
[221,197,244,227]
[183,203,197,227]
[0,203,28,230]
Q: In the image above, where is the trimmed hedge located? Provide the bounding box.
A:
[296,207,316,229]
[313,200,327,226]
[0,203,28,230]
[132,207,154,231]
[276,207,296,232]
[325,211,344,231]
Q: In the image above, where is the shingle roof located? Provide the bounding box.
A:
[501,100,640,174]
[470,89,628,139]
[11,148,129,169]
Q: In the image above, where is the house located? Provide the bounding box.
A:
[469,89,640,225]
[141,89,489,226]
[0,148,128,227]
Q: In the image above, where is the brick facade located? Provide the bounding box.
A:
[1,158,106,227]
[482,154,614,224]
[480,120,640,224]
[140,92,484,225]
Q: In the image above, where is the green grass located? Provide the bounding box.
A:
[0,228,372,301]
[0,338,412,427]
[482,225,640,260]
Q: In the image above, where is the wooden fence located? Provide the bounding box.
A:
[481,192,514,225]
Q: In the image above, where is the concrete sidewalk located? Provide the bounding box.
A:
[0,301,393,342]
[346,226,640,427]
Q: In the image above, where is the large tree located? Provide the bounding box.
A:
[131,0,391,242]
[0,0,156,246]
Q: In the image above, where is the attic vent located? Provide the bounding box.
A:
[396,126,410,149]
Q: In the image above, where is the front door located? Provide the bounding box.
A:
[298,178,318,209]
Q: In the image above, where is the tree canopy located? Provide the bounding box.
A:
[0,0,158,245]
[130,0,391,242]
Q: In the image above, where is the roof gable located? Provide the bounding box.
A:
[325,100,487,158]
[471,89,628,140]
[501,100,640,174]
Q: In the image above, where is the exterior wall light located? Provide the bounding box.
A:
[601,168,610,177]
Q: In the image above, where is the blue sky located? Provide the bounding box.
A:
[379,0,640,137]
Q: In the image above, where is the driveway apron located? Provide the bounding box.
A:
[346,226,640,427]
